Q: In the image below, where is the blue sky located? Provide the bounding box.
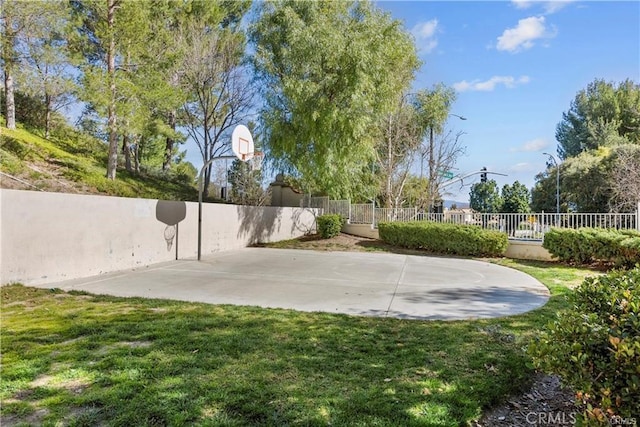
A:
[376,0,640,202]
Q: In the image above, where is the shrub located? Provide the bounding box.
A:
[543,228,640,268]
[378,221,508,257]
[528,268,640,424]
[317,214,344,239]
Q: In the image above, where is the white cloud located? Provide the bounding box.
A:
[511,0,576,14]
[510,138,549,152]
[412,19,439,54]
[496,16,552,53]
[453,75,530,92]
[511,0,533,9]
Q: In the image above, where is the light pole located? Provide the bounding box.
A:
[543,152,560,222]
[427,113,467,213]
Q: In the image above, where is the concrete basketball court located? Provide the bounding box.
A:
[42,248,550,320]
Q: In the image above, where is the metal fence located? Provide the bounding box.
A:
[349,203,375,224]
[307,195,639,240]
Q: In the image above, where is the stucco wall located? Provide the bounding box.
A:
[0,189,317,285]
[505,239,553,261]
[342,223,380,239]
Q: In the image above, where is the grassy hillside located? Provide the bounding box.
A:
[0,123,198,201]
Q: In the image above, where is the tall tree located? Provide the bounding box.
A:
[501,181,530,213]
[251,0,419,199]
[556,79,640,159]
[376,93,426,209]
[415,84,460,211]
[1,1,42,130]
[13,0,76,138]
[470,180,503,214]
[71,0,127,180]
[178,19,253,198]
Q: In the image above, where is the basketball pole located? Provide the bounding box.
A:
[197,155,241,261]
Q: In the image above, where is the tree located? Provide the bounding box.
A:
[501,181,530,213]
[227,159,268,206]
[1,1,45,130]
[415,84,461,212]
[531,169,562,213]
[251,0,419,199]
[470,180,503,214]
[610,144,640,212]
[556,79,640,159]
[178,18,253,198]
[70,0,129,180]
[12,0,76,138]
[376,93,427,209]
[402,175,429,209]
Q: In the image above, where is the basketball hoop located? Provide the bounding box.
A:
[232,125,254,162]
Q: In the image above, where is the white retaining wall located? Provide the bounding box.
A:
[0,189,317,285]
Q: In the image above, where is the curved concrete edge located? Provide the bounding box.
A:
[37,248,551,321]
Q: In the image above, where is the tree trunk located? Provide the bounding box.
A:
[134,136,140,174]
[4,68,16,129]
[163,111,176,171]
[45,93,52,138]
[105,0,118,180]
[122,134,132,172]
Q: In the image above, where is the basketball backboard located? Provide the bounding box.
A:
[231,125,254,161]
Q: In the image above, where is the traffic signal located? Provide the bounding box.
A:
[480,167,487,183]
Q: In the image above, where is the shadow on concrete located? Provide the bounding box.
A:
[349,286,549,320]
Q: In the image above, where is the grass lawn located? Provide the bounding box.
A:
[1,256,593,426]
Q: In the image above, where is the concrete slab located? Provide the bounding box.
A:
[40,248,550,320]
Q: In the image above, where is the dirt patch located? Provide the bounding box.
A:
[472,374,580,426]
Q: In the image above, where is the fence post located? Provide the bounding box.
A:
[371,201,375,230]
[637,201,640,231]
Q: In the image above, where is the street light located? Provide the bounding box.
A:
[543,152,560,221]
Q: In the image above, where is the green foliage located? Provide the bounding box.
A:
[556,78,640,160]
[469,180,503,213]
[501,181,530,213]
[543,227,640,268]
[251,0,420,199]
[227,159,267,206]
[0,124,197,200]
[528,268,640,423]
[378,221,508,257]
[531,168,565,213]
[316,214,344,239]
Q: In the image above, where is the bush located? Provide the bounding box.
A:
[378,221,508,257]
[317,214,344,239]
[528,268,640,424]
[543,228,640,268]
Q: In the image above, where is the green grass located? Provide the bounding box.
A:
[0,124,198,201]
[0,260,592,426]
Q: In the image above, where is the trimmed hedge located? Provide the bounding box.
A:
[378,221,508,257]
[528,268,640,423]
[543,227,640,268]
[317,214,344,239]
